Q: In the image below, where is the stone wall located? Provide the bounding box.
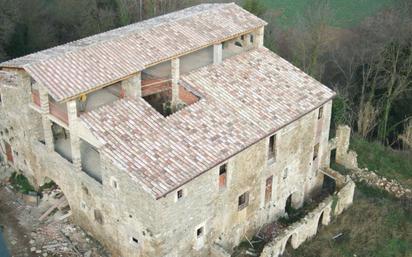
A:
[260,171,355,257]
[155,101,333,257]
[0,71,163,257]
[333,125,411,199]
[0,69,334,257]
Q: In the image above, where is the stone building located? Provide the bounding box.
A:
[0,4,337,257]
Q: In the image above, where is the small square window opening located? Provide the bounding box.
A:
[313,143,319,161]
[196,227,204,238]
[219,164,227,189]
[318,106,324,119]
[238,192,249,211]
[268,134,277,161]
[177,189,183,200]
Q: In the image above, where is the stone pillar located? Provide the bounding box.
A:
[39,86,54,152]
[335,125,350,162]
[213,43,223,64]
[42,116,54,152]
[243,34,251,48]
[67,100,81,171]
[254,27,264,48]
[121,72,141,98]
[171,58,180,109]
[335,125,358,169]
[39,86,49,113]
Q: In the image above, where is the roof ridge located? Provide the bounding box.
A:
[1,3,231,68]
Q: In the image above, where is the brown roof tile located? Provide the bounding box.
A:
[80,48,335,199]
[1,3,266,102]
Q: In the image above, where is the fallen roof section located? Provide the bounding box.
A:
[0,3,266,102]
[80,48,335,199]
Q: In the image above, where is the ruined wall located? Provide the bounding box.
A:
[260,172,355,257]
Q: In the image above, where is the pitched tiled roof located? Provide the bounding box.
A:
[80,48,335,199]
[0,3,266,102]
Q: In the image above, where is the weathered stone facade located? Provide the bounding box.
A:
[260,169,355,257]
[0,74,333,256]
[0,4,339,257]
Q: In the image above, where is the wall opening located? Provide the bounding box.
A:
[265,176,273,204]
[318,106,324,119]
[52,122,72,163]
[330,148,336,163]
[94,209,104,225]
[80,139,102,184]
[322,174,336,195]
[268,134,277,162]
[238,191,249,211]
[285,194,293,216]
[282,235,294,256]
[219,164,227,189]
[317,212,324,231]
[177,189,183,200]
[4,141,13,164]
[313,143,319,161]
[39,177,71,223]
[196,227,204,238]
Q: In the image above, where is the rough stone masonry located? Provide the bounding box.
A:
[0,3,348,257]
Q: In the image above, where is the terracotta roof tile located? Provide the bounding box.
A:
[80,48,335,199]
[1,3,266,102]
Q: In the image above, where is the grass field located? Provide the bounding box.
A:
[351,136,412,188]
[286,184,412,257]
[262,0,395,27]
[283,136,412,257]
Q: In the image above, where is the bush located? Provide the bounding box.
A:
[9,172,36,194]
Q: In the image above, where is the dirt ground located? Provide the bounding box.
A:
[0,170,110,257]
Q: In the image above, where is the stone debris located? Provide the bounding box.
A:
[0,176,110,257]
[350,168,412,199]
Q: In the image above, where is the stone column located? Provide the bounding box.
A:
[243,34,251,48]
[67,100,81,171]
[171,58,180,109]
[39,86,54,152]
[41,116,54,152]
[335,125,350,162]
[254,27,264,48]
[121,72,141,98]
[213,43,223,64]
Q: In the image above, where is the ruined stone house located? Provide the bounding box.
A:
[0,3,336,257]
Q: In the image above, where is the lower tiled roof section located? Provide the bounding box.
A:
[80,48,335,198]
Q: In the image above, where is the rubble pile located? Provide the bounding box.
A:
[350,168,412,198]
[0,175,110,257]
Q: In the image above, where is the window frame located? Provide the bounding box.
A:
[177,189,184,201]
[238,191,250,211]
[219,163,227,189]
[268,134,277,162]
[318,106,324,120]
[313,143,320,161]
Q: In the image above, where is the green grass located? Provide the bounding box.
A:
[261,0,395,28]
[287,184,412,257]
[351,136,412,188]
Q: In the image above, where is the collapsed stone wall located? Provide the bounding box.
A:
[333,125,411,199]
[350,168,412,198]
[260,171,355,257]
